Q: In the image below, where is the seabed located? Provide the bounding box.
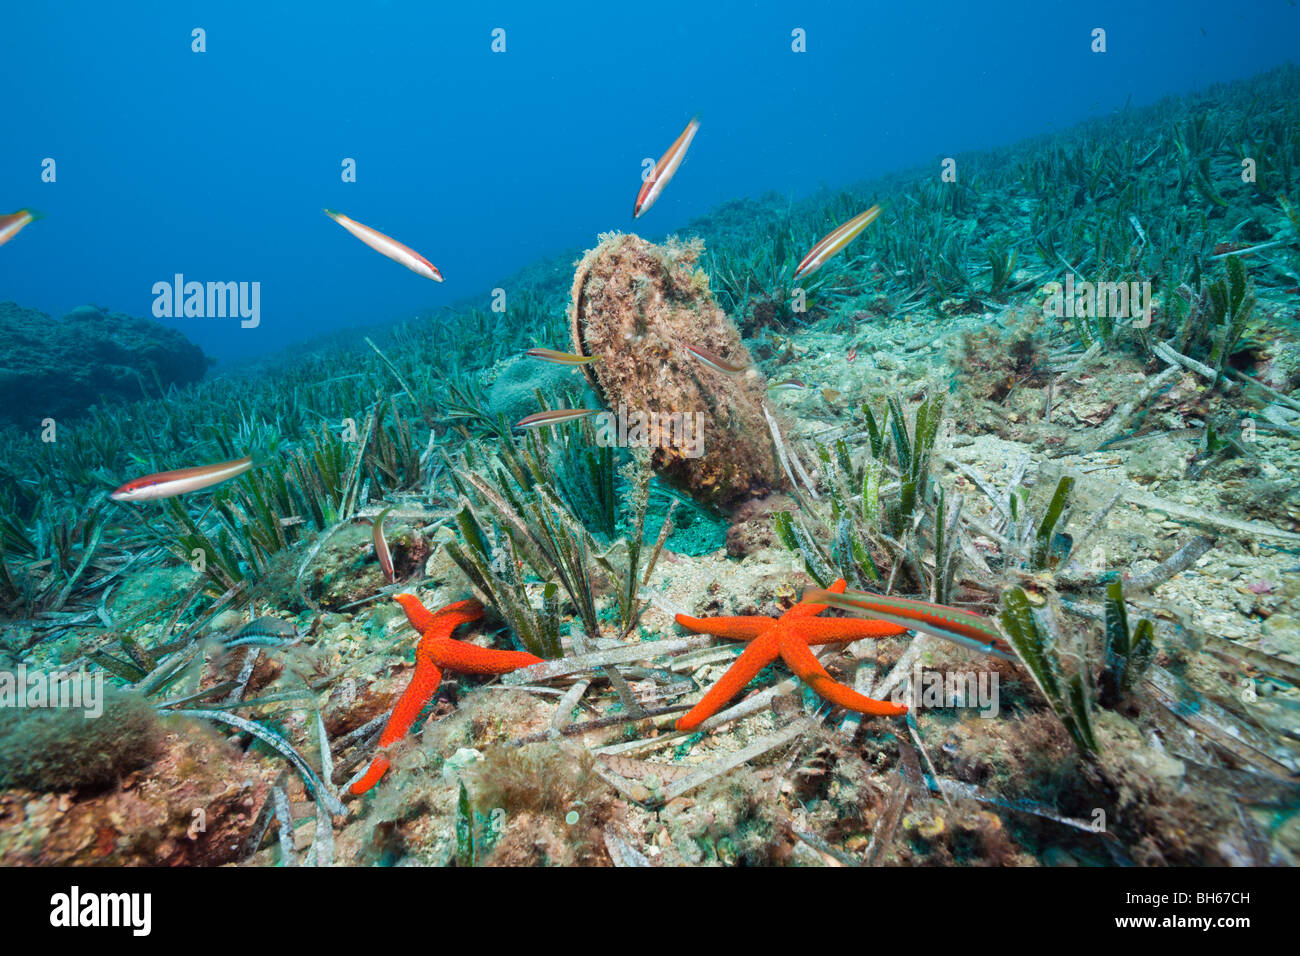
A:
[1,66,1299,869]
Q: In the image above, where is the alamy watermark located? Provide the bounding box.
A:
[1043,274,1152,328]
[50,885,150,936]
[592,403,704,458]
[891,664,999,718]
[152,274,260,328]
[0,666,104,718]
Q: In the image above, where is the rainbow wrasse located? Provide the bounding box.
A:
[514,408,599,430]
[0,209,41,248]
[685,343,747,375]
[324,209,442,281]
[634,115,700,218]
[110,456,254,502]
[373,507,395,584]
[801,586,1016,660]
[793,205,881,279]
[526,348,599,366]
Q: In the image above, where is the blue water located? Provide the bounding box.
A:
[1,0,1295,363]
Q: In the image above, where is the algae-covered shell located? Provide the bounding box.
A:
[567,232,782,508]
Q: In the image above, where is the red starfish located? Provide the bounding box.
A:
[349,595,542,795]
[673,578,909,732]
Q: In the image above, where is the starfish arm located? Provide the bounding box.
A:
[675,634,780,732]
[377,658,444,747]
[349,754,392,795]
[780,577,848,620]
[353,595,528,796]
[395,594,484,634]
[394,593,442,632]
[674,614,773,640]
[785,617,909,645]
[349,656,444,796]
[431,598,486,623]
[778,630,908,717]
[425,636,543,675]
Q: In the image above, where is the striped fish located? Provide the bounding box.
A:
[685,343,747,375]
[802,586,1016,660]
[793,205,882,280]
[224,617,301,649]
[633,115,700,218]
[526,347,599,366]
[373,507,395,583]
[514,408,599,430]
[324,209,442,281]
[0,209,41,248]
[110,456,254,502]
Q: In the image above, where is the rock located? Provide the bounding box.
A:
[486,353,586,426]
[1043,846,1080,866]
[0,687,161,792]
[1261,403,1298,426]
[0,718,277,865]
[1124,437,1189,482]
[322,668,405,738]
[726,493,797,558]
[871,350,899,370]
[440,747,483,783]
[0,302,209,428]
[1260,614,1300,658]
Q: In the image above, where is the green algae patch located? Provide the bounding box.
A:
[0,685,162,792]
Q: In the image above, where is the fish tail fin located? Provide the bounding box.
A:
[24,209,45,222]
[323,208,340,219]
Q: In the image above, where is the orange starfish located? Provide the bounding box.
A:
[674,578,910,732]
[349,595,543,795]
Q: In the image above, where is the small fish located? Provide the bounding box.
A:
[373,506,395,584]
[526,347,599,366]
[768,378,808,391]
[793,205,882,280]
[634,115,701,218]
[110,456,254,502]
[802,586,1016,660]
[324,209,442,282]
[685,343,747,375]
[224,617,301,649]
[231,617,298,639]
[846,347,858,364]
[1128,213,1148,246]
[514,408,599,430]
[0,209,41,248]
[821,388,842,404]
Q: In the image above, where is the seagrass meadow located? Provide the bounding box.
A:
[2,63,1300,868]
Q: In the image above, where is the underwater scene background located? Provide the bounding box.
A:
[1,1,1299,868]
